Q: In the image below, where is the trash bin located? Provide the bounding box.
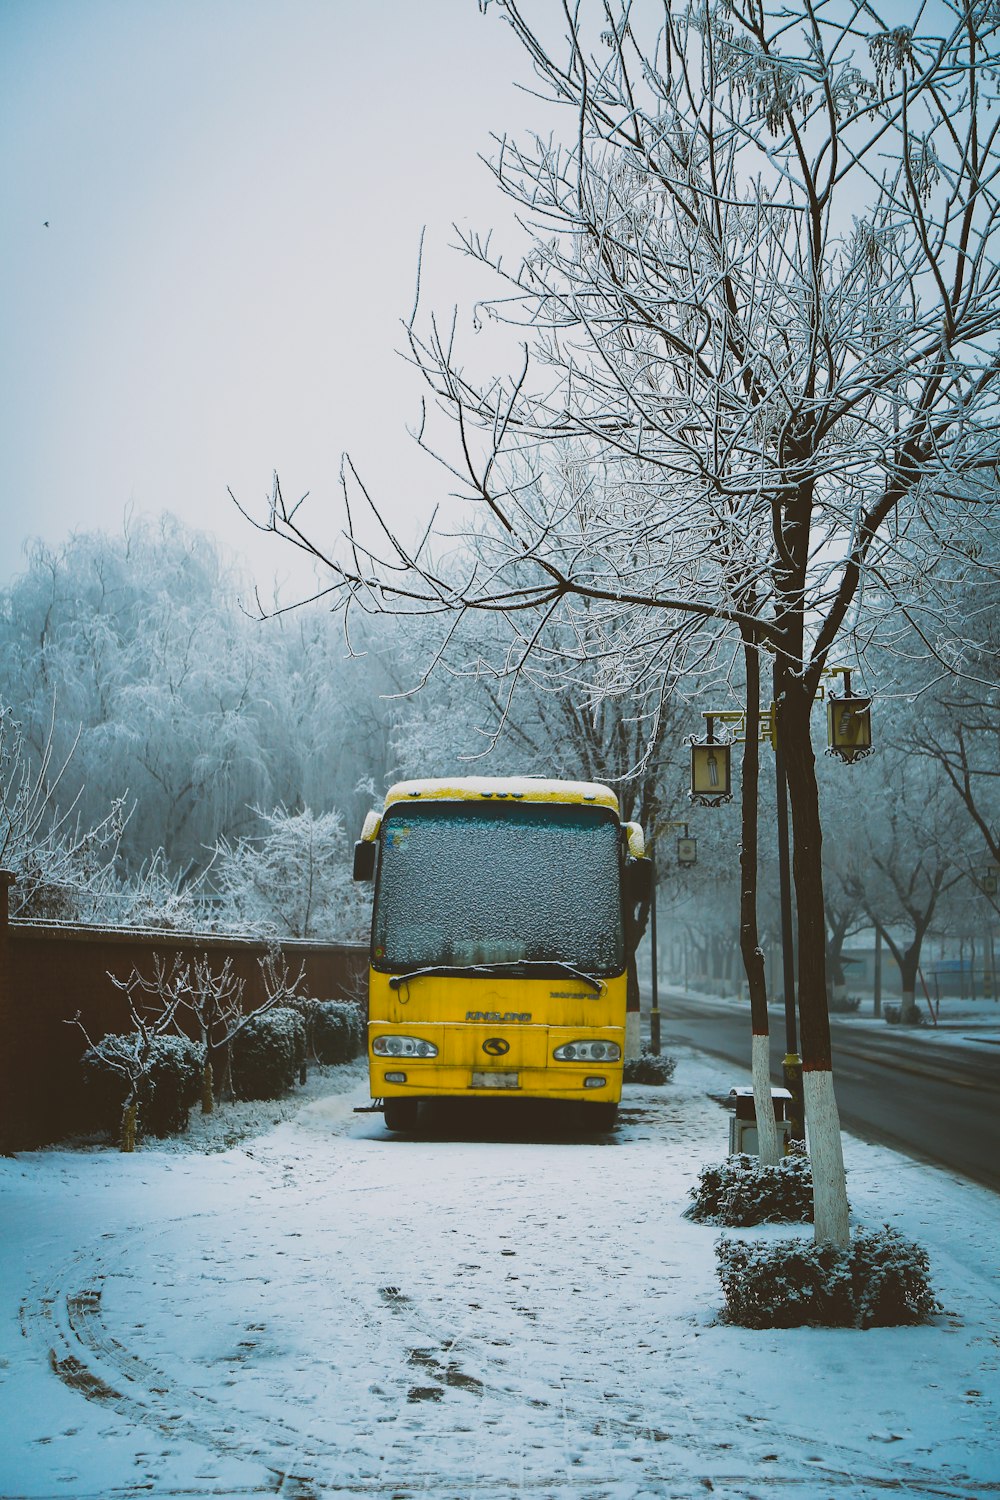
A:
[728,1086,793,1155]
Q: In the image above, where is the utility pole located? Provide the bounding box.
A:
[772,707,804,1142]
[649,863,660,1054]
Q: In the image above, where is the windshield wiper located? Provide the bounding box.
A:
[388,960,604,994]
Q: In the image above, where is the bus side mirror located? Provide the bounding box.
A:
[353,841,376,882]
[625,858,652,904]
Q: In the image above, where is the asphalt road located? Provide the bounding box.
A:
[658,992,1000,1193]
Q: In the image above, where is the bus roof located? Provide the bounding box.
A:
[383,776,621,815]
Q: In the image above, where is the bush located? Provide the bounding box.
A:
[686,1152,815,1225]
[624,1047,677,1085]
[143,1035,203,1134]
[231,1006,307,1100]
[828,993,862,1013]
[884,1003,924,1026]
[310,1000,365,1064]
[716,1226,940,1329]
[81,1032,202,1138]
[850,1226,941,1328]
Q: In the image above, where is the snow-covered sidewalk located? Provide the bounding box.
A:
[1,1051,998,1500]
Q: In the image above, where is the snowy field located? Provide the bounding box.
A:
[1,1052,998,1500]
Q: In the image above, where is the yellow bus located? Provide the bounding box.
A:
[352,776,650,1132]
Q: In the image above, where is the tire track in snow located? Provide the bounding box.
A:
[15,1085,998,1500]
[21,1234,998,1500]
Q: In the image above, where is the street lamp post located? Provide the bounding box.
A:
[688,664,874,1147]
[648,822,697,1056]
[978,867,999,1002]
[771,672,803,1141]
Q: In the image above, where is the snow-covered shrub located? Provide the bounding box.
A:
[81,1032,201,1138]
[623,1048,677,1085]
[309,1000,364,1065]
[142,1035,203,1133]
[686,1152,815,1225]
[716,1235,854,1328]
[231,1006,307,1099]
[850,1227,941,1328]
[716,1226,940,1328]
[884,1003,923,1026]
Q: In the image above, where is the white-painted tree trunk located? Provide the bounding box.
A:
[900,987,919,1025]
[625,1011,641,1062]
[751,1033,780,1166]
[804,1070,850,1248]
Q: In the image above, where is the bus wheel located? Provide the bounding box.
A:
[583,1102,618,1132]
[383,1097,420,1133]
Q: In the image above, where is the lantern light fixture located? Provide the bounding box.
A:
[676,835,698,867]
[689,717,734,806]
[825,668,874,764]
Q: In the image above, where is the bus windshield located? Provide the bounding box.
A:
[372,801,624,976]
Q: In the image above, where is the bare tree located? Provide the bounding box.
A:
[74,958,187,1151]
[241,2,1000,1246]
[179,954,247,1113]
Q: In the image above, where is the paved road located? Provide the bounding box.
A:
[659,992,1000,1193]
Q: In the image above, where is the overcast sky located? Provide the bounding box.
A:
[1,0,541,598]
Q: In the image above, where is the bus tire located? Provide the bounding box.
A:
[583,1101,618,1132]
[383,1097,420,1133]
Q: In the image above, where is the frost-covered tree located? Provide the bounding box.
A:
[844,757,967,1024]
[0,518,263,868]
[246,0,1000,1247]
[903,551,999,883]
[0,517,402,888]
[0,699,126,920]
[215,805,368,941]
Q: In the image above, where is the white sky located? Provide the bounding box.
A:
[0,0,540,597]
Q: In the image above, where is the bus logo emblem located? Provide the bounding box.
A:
[482,1037,510,1057]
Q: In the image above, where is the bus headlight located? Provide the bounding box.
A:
[552,1040,621,1062]
[372,1035,439,1058]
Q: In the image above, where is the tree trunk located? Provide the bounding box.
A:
[216,1038,234,1100]
[827,917,849,1005]
[898,952,920,1025]
[201,1055,214,1115]
[625,952,642,1061]
[120,1099,138,1153]
[739,638,779,1164]
[879,928,924,1026]
[779,680,850,1248]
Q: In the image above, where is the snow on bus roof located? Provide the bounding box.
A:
[383,776,620,814]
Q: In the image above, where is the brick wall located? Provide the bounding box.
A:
[0,895,368,1149]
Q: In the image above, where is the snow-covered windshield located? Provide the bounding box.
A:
[372,801,624,975]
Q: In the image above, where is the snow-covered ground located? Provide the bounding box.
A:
[2,1052,998,1500]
